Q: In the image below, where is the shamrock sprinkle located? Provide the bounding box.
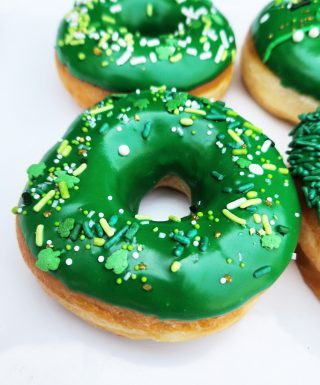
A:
[133,98,150,110]
[36,249,61,272]
[55,170,80,188]
[166,93,188,112]
[57,218,75,238]
[27,162,46,179]
[261,233,282,250]
[105,249,128,274]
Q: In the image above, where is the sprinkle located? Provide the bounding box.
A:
[99,218,115,237]
[262,214,272,235]
[147,3,153,17]
[253,266,272,278]
[226,198,247,210]
[102,15,116,24]
[243,121,262,133]
[228,129,243,143]
[93,237,106,247]
[263,163,277,171]
[90,104,114,115]
[98,256,105,263]
[232,149,247,156]
[184,108,206,116]
[33,190,55,212]
[99,123,109,135]
[200,52,212,60]
[65,258,73,266]
[60,145,72,157]
[293,30,304,43]
[149,52,157,63]
[169,215,181,222]
[142,121,152,139]
[186,47,197,56]
[125,223,140,241]
[35,224,44,247]
[249,164,264,175]
[277,225,289,235]
[57,140,69,155]
[70,223,82,241]
[58,181,70,199]
[173,234,190,247]
[199,236,209,252]
[118,144,130,156]
[169,53,183,63]
[261,139,272,153]
[171,261,181,273]
[82,221,94,239]
[309,27,319,39]
[104,225,129,249]
[135,214,152,220]
[278,168,289,175]
[247,191,258,199]
[110,4,122,13]
[159,232,166,239]
[211,171,225,181]
[130,56,147,66]
[73,163,87,176]
[240,198,262,209]
[238,183,255,193]
[222,209,246,226]
[180,118,193,127]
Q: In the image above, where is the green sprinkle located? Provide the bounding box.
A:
[277,225,289,235]
[57,218,75,238]
[173,234,190,247]
[243,121,262,133]
[104,226,129,249]
[108,215,118,226]
[253,213,262,224]
[93,237,105,247]
[247,191,258,199]
[169,53,183,63]
[36,248,61,272]
[146,3,153,17]
[78,52,86,61]
[99,123,109,135]
[58,181,70,199]
[70,222,82,241]
[27,162,46,180]
[142,121,152,139]
[125,222,140,241]
[238,183,255,193]
[82,221,94,239]
[95,223,104,238]
[240,198,262,209]
[35,224,44,247]
[232,148,248,156]
[184,108,206,116]
[174,245,184,257]
[199,236,209,252]
[57,140,69,155]
[228,129,242,143]
[33,190,55,212]
[261,234,282,250]
[169,215,181,222]
[211,171,225,181]
[105,249,128,274]
[253,266,272,278]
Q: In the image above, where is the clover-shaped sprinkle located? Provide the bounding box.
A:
[57,218,75,238]
[27,162,46,179]
[261,234,282,250]
[105,249,128,275]
[156,45,175,61]
[36,248,61,272]
[55,170,80,188]
[133,98,150,111]
[166,93,188,112]
[237,158,251,169]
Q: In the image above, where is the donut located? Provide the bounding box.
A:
[241,0,320,123]
[14,88,301,342]
[288,108,320,298]
[55,0,236,108]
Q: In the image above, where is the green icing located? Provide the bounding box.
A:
[251,0,320,100]
[16,88,301,321]
[288,107,320,221]
[56,0,236,92]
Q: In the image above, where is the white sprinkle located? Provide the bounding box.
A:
[98,212,104,218]
[186,47,197,56]
[47,240,52,245]
[200,52,212,60]
[220,277,227,285]
[118,144,130,156]
[111,44,120,52]
[110,4,122,13]
[220,30,230,48]
[249,164,264,175]
[227,197,247,210]
[132,252,140,259]
[215,45,225,63]
[293,30,304,43]
[149,52,157,63]
[140,38,147,47]
[116,50,132,66]
[130,56,147,66]
[261,139,272,153]
[191,220,197,225]
[159,232,166,239]
[260,13,270,24]
[124,272,131,281]
[193,241,199,247]
[207,130,212,136]
[116,125,123,132]
[309,27,319,39]
[66,258,73,266]
[203,42,211,52]
[292,253,297,261]
[98,256,105,263]
[295,212,300,218]
[171,126,177,133]
[207,29,218,41]
[119,208,124,214]
[107,195,113,201]
[33,193,40,200]
[147,38,160,47]
[74,246,80,252]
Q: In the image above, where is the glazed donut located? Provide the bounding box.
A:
[288,108,320,298]
[241,0,320,123]
[55,0,236,108]
[15,88,301,342]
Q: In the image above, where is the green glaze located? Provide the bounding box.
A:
[251,0,320,100]
[56,0,236,92]
[15,88,301,321]
[288,107,320,221]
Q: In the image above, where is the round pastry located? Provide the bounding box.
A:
[241,0,320,123]
[14,88,301,342]
[55,0,236,107]
[288,108,320,298]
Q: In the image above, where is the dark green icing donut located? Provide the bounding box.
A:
[251,0,320,100]
[288,108,320,221]
[56,0,236,92]
[14,88,301,320]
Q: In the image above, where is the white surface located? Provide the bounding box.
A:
[1,1,319,384]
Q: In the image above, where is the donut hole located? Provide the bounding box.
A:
[118,0,184,37]
[138,175,191,222]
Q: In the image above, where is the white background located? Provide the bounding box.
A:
[1,1,319,384]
